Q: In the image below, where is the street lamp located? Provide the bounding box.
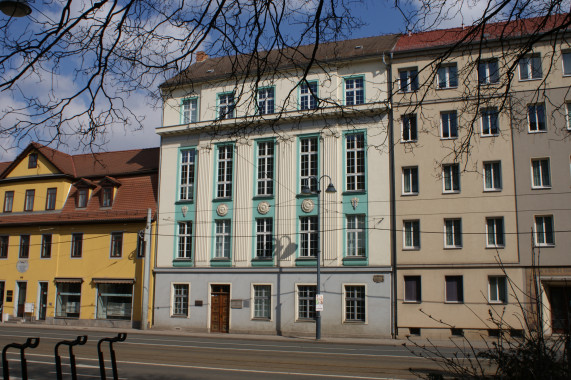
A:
[301,175,336,340]
[0,0,32,17]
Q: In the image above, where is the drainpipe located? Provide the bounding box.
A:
[141,208,152,329]
[384,52,397,339]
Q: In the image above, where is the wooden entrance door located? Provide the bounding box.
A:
[550,286,571,333]
[17,282,27,318]
[38,282,48,320]
[210,285,230,333]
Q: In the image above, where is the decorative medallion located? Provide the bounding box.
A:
[351,197,359,210]
[216,203,229,216]
[257,201,271,215]
[16,259,28,273]
[181,206,188,217]
[301,199,315,213]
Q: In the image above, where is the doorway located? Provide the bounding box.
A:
[549,286,571,333]
[16,282,27,318]
[210,285,230,333]
[0,281,4,322]
[38,282,48,320]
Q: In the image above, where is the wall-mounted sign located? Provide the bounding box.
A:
[6,290,13,302]
[373,275,385,283]
[230,299,243,309]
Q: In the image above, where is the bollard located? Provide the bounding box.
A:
[54,335,88,380]
[2,337,40,380]
[97,333,127,380]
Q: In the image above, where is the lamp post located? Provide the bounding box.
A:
[301,175,336,340]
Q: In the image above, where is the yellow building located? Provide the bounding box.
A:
[0,143,158,328]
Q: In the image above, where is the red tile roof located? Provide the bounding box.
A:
[394,13,571,52]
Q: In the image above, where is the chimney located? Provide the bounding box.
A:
[196,51,208,62]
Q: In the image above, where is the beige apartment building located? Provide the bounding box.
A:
[391,14,571,339]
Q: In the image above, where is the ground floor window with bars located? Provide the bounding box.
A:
[253,285,271,319]
[172,283,189,317]
[297,285,316,320]
[96,283,133,320]
[345,285,365,322]
[55,283,81,318]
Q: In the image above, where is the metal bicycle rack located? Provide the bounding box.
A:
[97,333,127,380]
[2,337,40,380]
[54,335,88,380]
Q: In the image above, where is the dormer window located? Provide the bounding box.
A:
[28,153,38,169]
[77,189,88,208]
[101,187,113,207]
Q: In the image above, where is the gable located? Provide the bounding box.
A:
[5,150,63,178]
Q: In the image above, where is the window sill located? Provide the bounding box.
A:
[252,258,274,267]
[402,247,420,251]
[295,258,317,266]
[444,301,464,304]
[343,320,366,324]
[531,186,551,190]
[295,319,316,323]
[534,244,555,248]
[175,200,194,205]
[488,301,507,305]
[342,190,366,196]
[253,195,274,200]
[436,86,458,90]
[252,317,271,322]
[170,315,190,319]
[480,134,500,138]
[173,259,193,267]
[528,130,547,134]
[343,257,367,266]
[403,300,421,304]
[483,188,502,192]
[211,259,232,267]
[442,191,460,195]
[444,246,462,250]
[440,137,458,140]
[401,192,418,196]
[401,140,418,144]
[519,77,543,82]
[486,245,505,250]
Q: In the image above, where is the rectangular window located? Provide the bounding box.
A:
[441,111,458,139]
[531,158,551,188]
[345,285,365,322]
[489,276,507,304]
[101,187,113,207]
[257,141,274,196]
[300,137,318,192]
[253,285,271,319]
[214,220,231,259]
[346,133,365,191]
[41,234,52,258]
[478,59,500,84]
[404,276,421,303]
[402,167,419,195]
[300,216,318,257]
[136,233,146,258]
[346,215,366,257]
[172,284,189,317]
[444,219,462,248]
[300,81,318,110]
[71,233,83,258]
[45,188,57,210]
[437,64,458,89]
[442,164,460,193]
[486,217,505,248]
[3,191,13,212]
[28,153,38,169]
[519,54,542,80]
[345,77,364,105]
[567,103,571,130]
[216,145,233,198]
[402,114,417,142]
[484,161,502,191]
[177,222,192,259]
[297,285,316,320]
[218,93,235,119]
[181,98,198,124]
[535,215,554,246]
[563,51,571,76]
[110,232,123,258]
[55,283,81,318]
[399,68,419,92]
[403,220,420,249]
[77,189,88,208]
[481,108,499,136]
[445,276,464,303]
[179,149,196,201]
[0,236,8,258]
[24,189,34,211]
[96,283,132,320]
[528,104,546,132]
[256,218,273,259]
[19,235,30,258]
[257,87,274,115]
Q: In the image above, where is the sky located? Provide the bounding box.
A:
[0,0,536,161]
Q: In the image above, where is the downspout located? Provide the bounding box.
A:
[384,52,397,339]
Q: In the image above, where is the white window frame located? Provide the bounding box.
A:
[255,218,273,259]
[401,114,417,142]
[170,282,190,318]
[251,283,272,320]
[437,64,458,89]
[256,141,274,196]
[177,221,192,260]
[399,68,419,92]
[403,220,420,250]
[567,103,571,130]
[300,80,318,110]
[216,145,233,198]
[77,188,88,208]
[343,284,367,323]
[481,108,499,136]
[531,158,551,189]
[346,215,366,257]
[300,137,318,192]
[563,51,571,76]
[217,92,235,119]
[444,219,462,249]
[528,103,546,133]
[344,76,364,105]
[295,283,316,321]
[179,149,196,201]
[181,97,198,124]
[442,163,460,193]
[478,59,500,85]
[214,219,231,259]
[109,232,123,258]
[345,133,365,192]
[483,161,502,191]
[519,54,542,80]
[402,166,418,195]
[488,276,507,304]
[404,276,421,303]
[440,111,458,139]
[300,216,318,257]
[534,215,555,247]
[486,217,505,248]
[257,87,274,115]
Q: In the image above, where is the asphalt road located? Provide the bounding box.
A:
[0,326,454,379]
